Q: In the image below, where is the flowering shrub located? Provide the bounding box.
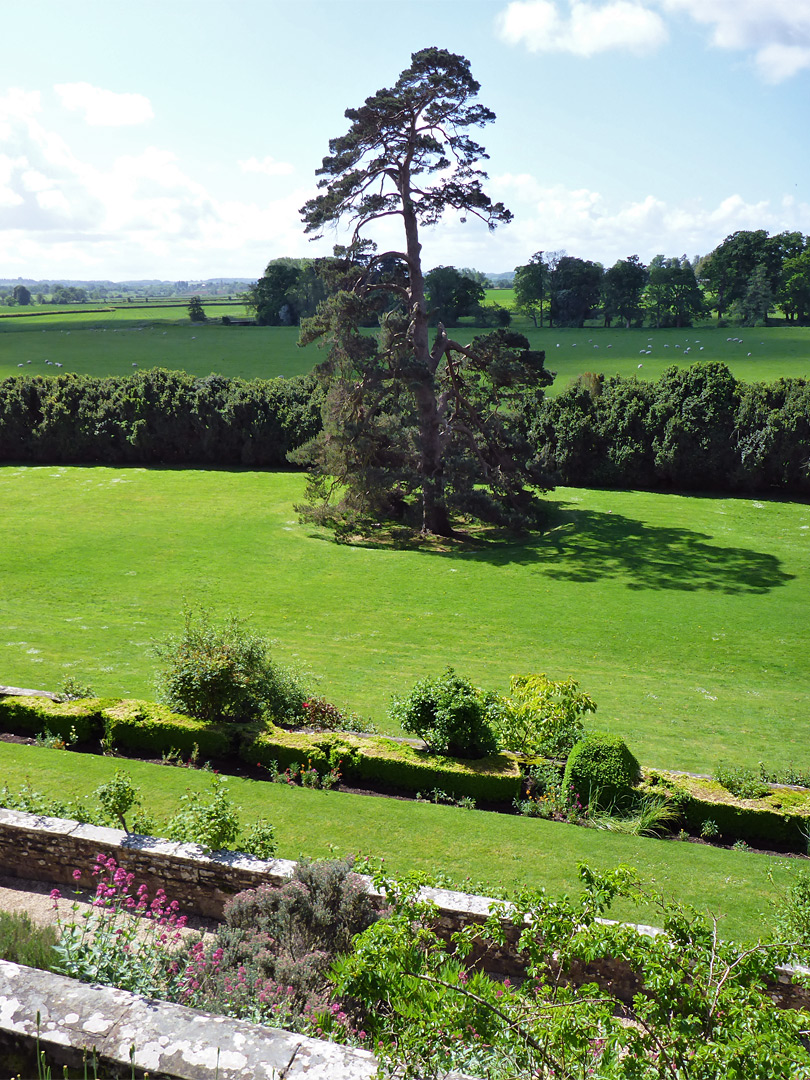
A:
[52,853,193,997]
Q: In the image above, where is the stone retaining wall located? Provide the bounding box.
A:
[0,807,806,1008]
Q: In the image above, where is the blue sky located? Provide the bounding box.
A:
[1,0,808,281]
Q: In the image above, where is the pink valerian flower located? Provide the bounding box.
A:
[50,888,61,909]
[72,869,82,881]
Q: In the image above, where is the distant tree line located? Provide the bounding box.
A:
[0,370,321,467]
[513,230,810,329]
[533,363,810,494]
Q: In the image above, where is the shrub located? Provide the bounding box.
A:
[714,762,769,801]
[94,769,139,831]
[0,695,104,743]
[563,732,640,809]
[165,774,241,852]
[0,909,59,971]
[495,673,596,758]
[153,607,307,724]
[389,668,500,758]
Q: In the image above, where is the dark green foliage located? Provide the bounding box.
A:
[187,295,207,323]
[0,695,105,742]
[153,608,307,724]
[0,909,58,971]
[563,732,641,808]
[534,362,810,494]
[0,369,321,467]
[389,668,500,759]
[102,699,234,758]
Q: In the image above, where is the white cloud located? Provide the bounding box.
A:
[497,0,668,56]
[498,0,810,80]
[483,173,810,266]
[239,155,294,177]
[54,82,154,126]
[655,0,810,81]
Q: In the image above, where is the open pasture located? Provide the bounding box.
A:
[0,740,794,942]
[1,468,808,777]
[0,306,318,382]
[1,308,807,389]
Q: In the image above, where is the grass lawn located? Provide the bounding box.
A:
[1,309,808,388]
[0,741,796,943]
[1,468,808,776]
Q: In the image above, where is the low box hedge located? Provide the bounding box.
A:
[102,700,234,760]
[643,770,810,851]
[0,696,107,742]
[243,725,523,804]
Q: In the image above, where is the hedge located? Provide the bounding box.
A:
[243,726,523,804]
[643,771,810,851]
[0,695,107,743]
[101,700,234,760]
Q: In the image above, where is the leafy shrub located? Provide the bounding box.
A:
[94,769,139,831]
[165,774,241,852]
[300,696,378,734]
[58,676,95,702]
[714,763,769,801]
[389,668,500,758]
[0,695,104,743]
[153,607,307,724]
[495,673,596,758]
[562,732,640,809]
[0,909,58,970]
[239,818,278,859]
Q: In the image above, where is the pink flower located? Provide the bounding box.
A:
[72,869,82,881]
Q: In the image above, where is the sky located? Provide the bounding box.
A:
[1,0,809,282]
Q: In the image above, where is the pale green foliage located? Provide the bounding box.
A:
[239,818,278,860]
[494,673,596,758]
[334,864,810,1079]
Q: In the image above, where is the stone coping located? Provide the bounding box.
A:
[0,959,382,1079]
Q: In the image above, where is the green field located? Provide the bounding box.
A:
[1,306,808,388]
[1,468,807,776]
[0,741,796,942]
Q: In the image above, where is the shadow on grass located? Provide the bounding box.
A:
[452,503,793,594]
[320,499,794,595]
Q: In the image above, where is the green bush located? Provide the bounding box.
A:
[495,674,596,758]
[153,608,307,724]
[563,733,641,809]
[389,668,500,759]
[102,699,233,759]
[165,774,240,852]
[0,695,105,742]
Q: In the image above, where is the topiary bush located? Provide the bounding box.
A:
[389,668,500,759]
[563,732,641,809]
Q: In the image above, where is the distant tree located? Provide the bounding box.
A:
[187,296,207,323]
[296,47,552,537]
[548,256,603,328]
[644,255,706,328]
[424,265,485,325]
[12,285,31,306]
[778,249,810,324]
[246,258,329,326]
[731,264,773,326]
[513,252,547,327]
[601,256,648,328]
[457,267,489,288]
[700,230,773,323]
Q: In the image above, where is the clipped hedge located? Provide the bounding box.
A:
[101,700,234,760]
[644,771,810,851]
[0,695,107,742]
[244,726,523,804]
[563,733,641,809]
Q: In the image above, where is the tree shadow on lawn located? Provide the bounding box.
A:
[446,501,794,595]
